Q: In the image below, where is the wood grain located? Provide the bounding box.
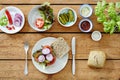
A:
[0,0,119,4]
[0,5,104,32]
[0,60,119,80]
[0,33,119,59]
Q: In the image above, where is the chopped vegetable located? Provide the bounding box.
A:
[6,25,15,30]
[5,9,13,25]
[14,13,23,27]
[35,18,44,29]
[0,15,8,26]
[42,48,50,55]
[38,55,45,62]
[46,54,53,61]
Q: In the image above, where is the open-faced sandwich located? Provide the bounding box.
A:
[33,45,56,67]
[32,37,70,68]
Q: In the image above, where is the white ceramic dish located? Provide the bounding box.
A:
[57,7,77,27]
[91,31,102,41]
[28,5,53,32]
[79,18,93,32]
[79,4,93,18]
[0,6,25,34]
[31,37,68,74]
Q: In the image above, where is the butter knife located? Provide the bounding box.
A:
[72,37,76,75]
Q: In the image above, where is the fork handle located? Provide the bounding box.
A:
[24,54,28,75]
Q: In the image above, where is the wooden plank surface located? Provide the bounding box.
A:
[0,60,119,80]
[0,0,119,4]
[0,33,119,59]
[0,5,104,32]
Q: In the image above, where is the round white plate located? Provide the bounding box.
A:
[0,6,25,34]
[28,5,53,32]
[31,37,68,74]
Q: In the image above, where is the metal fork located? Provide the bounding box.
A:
[24,41,29,75]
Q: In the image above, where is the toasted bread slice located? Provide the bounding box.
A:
[51,37,70,58]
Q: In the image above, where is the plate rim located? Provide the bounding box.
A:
[0,6,25,34]
[31,37,68,74]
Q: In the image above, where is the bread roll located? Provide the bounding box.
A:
[51,37,70,58]
[88,51,106,68]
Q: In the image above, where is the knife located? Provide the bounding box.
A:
[72,37,76,75]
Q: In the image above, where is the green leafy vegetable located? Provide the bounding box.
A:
[117,21,120,31]
[38,2,54,29]
[108,2,117,20]
[97,13,106,23]
[95,0,120,34]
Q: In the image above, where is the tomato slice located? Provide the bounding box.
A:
[35,18,44,29]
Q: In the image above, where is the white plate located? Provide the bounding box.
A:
[28,5,53,32]
[31,37,68,74]
[0,6,25,34]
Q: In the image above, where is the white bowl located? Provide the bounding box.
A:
[79,4,93,18]
[28,5,54,32]
[91,31,102,41]
[57,7,77,27]
[79,19,93,32]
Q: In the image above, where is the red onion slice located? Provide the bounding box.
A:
[38,55,45,62]
[46,54,53,62]
[14,13,23,27]
[15,13,22,21]
[42,48,50,55]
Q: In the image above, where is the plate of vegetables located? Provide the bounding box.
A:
[0,6,25,34]
[32,37,68,74]
[28,3,54,32]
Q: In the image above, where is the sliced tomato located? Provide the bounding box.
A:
[46,56,56,66]
[35,18,44,29]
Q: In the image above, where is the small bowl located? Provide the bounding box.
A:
[79,4,93,18]
[91,31,102,41]
[78,19,93,32]
[57,7,77,27]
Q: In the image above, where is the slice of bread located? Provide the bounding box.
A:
[51,37,70,58]
[88,51,106,68]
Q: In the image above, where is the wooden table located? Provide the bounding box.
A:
[0,0,120,80]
